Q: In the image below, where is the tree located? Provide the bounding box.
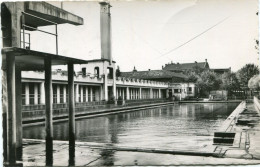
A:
[248,75,260,90]
[236,64,259,88]
[220,72,240,91]
[116,66,121,77]
[186,72,199,83]
[196,71,222,96]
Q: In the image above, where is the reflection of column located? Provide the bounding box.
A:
[25,83,29,105]
[34,83,38,104]
[75,84,79,102]
[57,85,60,104]
[126,87,129,100]
[40,82,45,104]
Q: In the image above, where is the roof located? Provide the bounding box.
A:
[2,47,87,71]
[163,61,208,71]
[120,70,187,80]
[3,2,83,30]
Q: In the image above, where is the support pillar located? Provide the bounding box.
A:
[159,89,161,98]
[122,88,125,100]
[40,82,45,104]
[116,88,118,99]
[44,57,53,166]
[86,86,88,102]
[80,85,83,102]
[15,67,22,161]
[63,85,67,103]
[150,88,153,99]
[6,54,16,164]
[90,87,93,102]
[34,83,38,104]
[139,88,142,99]
[126,87,129,100]
[25,83,29,105]
[68,63,75,166]
[56,85,60,104]
[75,84,79,103]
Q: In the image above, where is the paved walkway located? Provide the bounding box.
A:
[214,102,260,160]
[22,139,260,166]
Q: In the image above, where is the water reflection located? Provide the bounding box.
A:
[23,103,239,150]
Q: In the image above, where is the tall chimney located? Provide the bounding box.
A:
[100,2,112,64]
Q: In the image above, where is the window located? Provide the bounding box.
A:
[29,83,34,105]
[53,84,57,104]
[94,67,100,78]
[82,67,86,76]
[22,83,26,105]
[188,87,192,91]
[174,89,179,93]
[60,85,64,103]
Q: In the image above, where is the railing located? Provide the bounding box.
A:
[21,11,58,55]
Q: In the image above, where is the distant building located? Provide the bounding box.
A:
[120,69,187,82]
[211,68,231,75]
[162,59,210,73]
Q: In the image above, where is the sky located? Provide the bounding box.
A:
[29,0,259,72]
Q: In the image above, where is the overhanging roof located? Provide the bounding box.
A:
[2,47,87,71]
[24,2,83,28]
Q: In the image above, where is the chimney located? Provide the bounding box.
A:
[171,61,173,64]
[205,59,207,62]
[148,69,151,71]
[195,61,197,63]
[100,2,112,63]
[162,65,164,69]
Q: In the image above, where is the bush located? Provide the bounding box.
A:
[108,96,116,104]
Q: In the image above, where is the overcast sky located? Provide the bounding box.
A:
[30,0,258,72]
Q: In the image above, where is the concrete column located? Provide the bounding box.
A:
[34,83,38,104]
[139,88,142,99]
[75,84,79,103]
[122,88,125,100]
[150,88,153,99]
[6,54,16,164]
[116,88,118,99]
[103,76,108,101]
[80,85,83,102]
[57,85,60,104]
[68,63,75,166]
[15,67,22,160]
[159,89,161,98]
[90,87,93,102]
[126,87,130,100]
[86,86,88,102]
[63,85,67,103]
[44,57,53,165]
[40,82,45,104]
[25,83,29,105]
[166,89,169,98]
